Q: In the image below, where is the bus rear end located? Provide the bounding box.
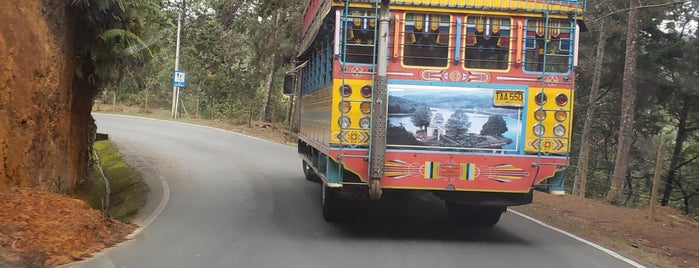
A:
[292,0,585,225]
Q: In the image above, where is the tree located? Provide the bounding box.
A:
[658,34,699,207]
[445,109,471,142]
[411,106,432,132]
[573,18,608,198]
[480,115,508,136]
[607,0,641,205]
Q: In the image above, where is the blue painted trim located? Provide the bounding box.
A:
[326,157,342,184]
[455,18,462,63]
[388,79,529,90]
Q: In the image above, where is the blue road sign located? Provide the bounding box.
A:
[173,71,187,88]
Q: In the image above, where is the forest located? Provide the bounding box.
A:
[85,0,698,216]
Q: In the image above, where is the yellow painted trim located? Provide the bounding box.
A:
[332,2,579,19]
[461,16,514,73]
[330,78,372,145]
[524,87,574,153]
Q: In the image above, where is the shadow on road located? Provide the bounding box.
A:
[316,189,529,245]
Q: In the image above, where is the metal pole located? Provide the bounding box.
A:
[369,1,390,199]
[171,7,183,118]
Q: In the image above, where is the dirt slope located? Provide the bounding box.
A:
[0,188,134,267]
[1,0,93,192]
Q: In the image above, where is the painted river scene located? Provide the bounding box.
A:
[387,86,523,151]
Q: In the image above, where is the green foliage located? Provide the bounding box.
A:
[411,106,432,131]
[386,125,421,145]
[480,115,508,136]
[445,109,471,142]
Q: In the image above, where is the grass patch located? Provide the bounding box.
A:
[76,138,149,223]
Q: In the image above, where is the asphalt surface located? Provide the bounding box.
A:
[65,114,645,268]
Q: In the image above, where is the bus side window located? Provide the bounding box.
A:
[524,19,573,73]
[464,16,511,70]
[403,13,450,67]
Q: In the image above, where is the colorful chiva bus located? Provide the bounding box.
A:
[288,0,586,225]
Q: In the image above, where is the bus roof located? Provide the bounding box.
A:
[336,0,585,13]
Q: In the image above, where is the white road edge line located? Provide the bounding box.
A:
[509,209,648,268]
[94,113,277,144]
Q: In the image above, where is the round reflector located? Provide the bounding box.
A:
[534,109,546,121]
[533,124,545,136]
[339,101,351,113]
[359,117,371,129]
[338,116,351,128]
[555,94,568,106]
[554,124,566,137]
[360,102,372,114]
[340,85,352,97]
[535,93,547,105]
[361,85,372,98]
[555,111,567,122]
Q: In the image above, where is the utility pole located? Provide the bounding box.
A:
[171,2,183,118]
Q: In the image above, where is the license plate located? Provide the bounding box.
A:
[494,90,524,107]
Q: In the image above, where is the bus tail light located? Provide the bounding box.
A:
[361,85,372,98]
[534,109,546,121]
[359,117,371,129]
[555,94,568,106]
[535,93,547,105]
[533,124,545,136]
[339,116,351,128]
[554,125,566,137]
[360,102,372,114]
[555,111,567,122]
[339,101,351,113]
[340,84,352,97]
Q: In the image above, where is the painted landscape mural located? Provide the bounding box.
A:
[387,86,522,151]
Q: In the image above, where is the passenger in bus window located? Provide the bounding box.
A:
[403,13,450,67]
[464,16,511,70]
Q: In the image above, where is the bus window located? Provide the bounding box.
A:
[524,19,573,73]
[342,9,376,64]
[403,13,450,67]
[464,16,511,70]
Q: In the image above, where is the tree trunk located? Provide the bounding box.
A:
[259,55,276,123]
[661,99,690,206]
[573,20,607,197]
[607,0,640,205]
[286,94,294,125]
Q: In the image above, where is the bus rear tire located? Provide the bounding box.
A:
[302,160,321,183]
[445,202,505,228]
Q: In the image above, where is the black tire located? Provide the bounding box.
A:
[445,202,505,228]
[302,160,321,183]
[321,183,341,222]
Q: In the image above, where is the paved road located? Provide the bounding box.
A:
[67,114,646,268]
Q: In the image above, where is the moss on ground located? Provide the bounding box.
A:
[76,139,149,222]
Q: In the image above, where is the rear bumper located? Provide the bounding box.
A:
[333,148,567,194]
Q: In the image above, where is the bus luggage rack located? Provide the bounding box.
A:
[343,0,586,13]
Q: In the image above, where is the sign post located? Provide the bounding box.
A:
[172,70,187,119]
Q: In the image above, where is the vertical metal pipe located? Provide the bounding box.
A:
[370,1,390,181]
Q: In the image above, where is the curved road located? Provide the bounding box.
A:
[66,114,646,268]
